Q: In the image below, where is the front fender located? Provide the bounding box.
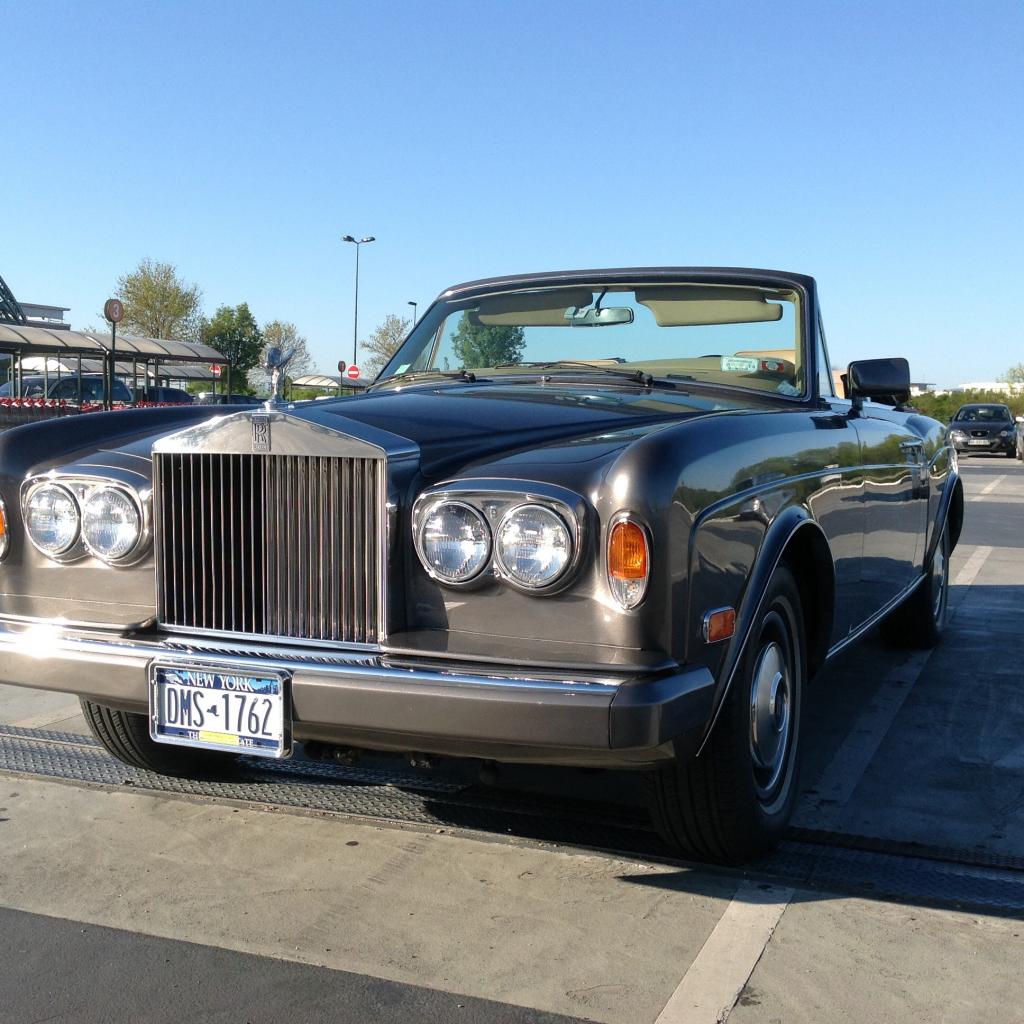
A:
[693,505,834,756]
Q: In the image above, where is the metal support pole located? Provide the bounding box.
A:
[106,322,117,410]
[352,242,360,367]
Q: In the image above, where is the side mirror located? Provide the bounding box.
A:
[846,358,910,410]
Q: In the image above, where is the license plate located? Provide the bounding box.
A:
[150,664,291,758]
[968,439,991,446]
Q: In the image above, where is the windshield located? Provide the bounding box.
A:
[378,282,804,397]
[954,405,1011,422]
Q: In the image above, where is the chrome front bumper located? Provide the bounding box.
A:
[0,620,715,767]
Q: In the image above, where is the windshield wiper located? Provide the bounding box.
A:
[493,361,684,390]
[369,368,478,390]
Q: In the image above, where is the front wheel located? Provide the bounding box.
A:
[81,698,240,778]
[649,565,805,864]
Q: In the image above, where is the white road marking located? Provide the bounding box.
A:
[970,475,1007,501]
[798,648,932,831]
[798,544,992,832]
[953,545,993,587]
[655,883,793,1024]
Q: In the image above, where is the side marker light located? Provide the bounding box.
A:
[703,607,736,644]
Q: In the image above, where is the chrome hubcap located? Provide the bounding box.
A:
[749,641,791,798]
[932,538,947,622]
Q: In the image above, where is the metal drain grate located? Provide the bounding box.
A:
[3,727,1024,913]
[0,727,657,854]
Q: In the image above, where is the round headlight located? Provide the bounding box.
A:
[417,501,491,583]
[24,483,80,556]
[81,487,142,562]
[496,504,573,589]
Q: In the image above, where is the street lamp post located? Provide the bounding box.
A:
[342,234,375,367]
[407,300,418,326]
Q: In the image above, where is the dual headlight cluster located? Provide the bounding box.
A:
[23,480,145,564]
[415,498,575,591]
[413,491,651,608]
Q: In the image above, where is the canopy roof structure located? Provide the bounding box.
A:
[0,324,227,364]
[293,374,342,389]
[17,356,222,381]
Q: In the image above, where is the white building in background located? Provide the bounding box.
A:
[952,381,1023,394]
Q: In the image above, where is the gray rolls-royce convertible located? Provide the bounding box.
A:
[0,268,963,863]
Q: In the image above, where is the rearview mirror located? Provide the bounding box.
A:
[565,306,634,327]
[846,358,910,407]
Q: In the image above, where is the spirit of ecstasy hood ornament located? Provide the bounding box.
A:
[263,346,296,409]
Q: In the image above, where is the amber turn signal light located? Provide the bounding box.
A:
[0,498,8,559]
[608,520,648,579]
[703,607,736,644]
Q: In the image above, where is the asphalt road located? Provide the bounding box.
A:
[0,458,1022,1024]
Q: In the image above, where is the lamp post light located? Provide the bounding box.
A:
[341,234,375,367]
[407,300,418,326]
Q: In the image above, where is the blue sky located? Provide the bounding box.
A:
[4,0,1021,387]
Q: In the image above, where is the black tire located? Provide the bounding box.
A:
[81,698,240,777]
[649,565,805,864]
[879,519,949,649]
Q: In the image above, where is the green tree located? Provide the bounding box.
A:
[115,258,203,341]
[451,317,525,369]
[262,320,314,380]
[361,314,411,376]
[202,303,263,389]
[1005,363,1024,385]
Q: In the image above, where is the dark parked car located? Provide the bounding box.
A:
[136,386,194,405]
[0,268,962,862]
[197,392,261,406]
[948,403,1017,457]
[0,374,133,404]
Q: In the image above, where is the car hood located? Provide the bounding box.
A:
[31,382,781,483]
[288,382,773,475]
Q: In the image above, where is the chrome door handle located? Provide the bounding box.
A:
[900,439,924,465]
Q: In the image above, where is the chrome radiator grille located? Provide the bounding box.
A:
[154,453,385,644]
